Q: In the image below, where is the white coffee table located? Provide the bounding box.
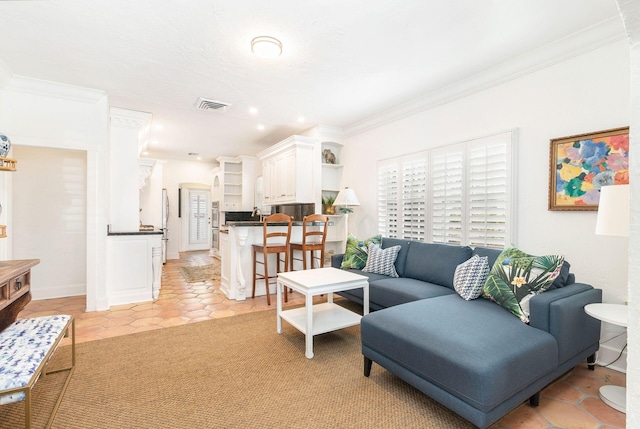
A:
[276,267,369,359]
[584,303,628,413]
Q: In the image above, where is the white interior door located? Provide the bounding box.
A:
[188,189,210,250]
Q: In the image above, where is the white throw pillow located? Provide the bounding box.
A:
[362,243,401,277]
[454,255,490,300]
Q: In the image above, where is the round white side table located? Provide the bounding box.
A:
[584,303,628,414]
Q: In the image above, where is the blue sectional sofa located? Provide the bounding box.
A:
[331,238,602,429]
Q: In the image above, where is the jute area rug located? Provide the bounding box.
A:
[178,263,221,283]
[0,307,472,429]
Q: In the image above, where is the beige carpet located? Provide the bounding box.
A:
[0,307,473,429]
[178,263,220,283]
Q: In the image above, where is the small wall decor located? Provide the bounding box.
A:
[322,148,336,164]
[549,127,629,211]
[0,133,11,158]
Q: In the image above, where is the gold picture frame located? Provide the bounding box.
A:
[549,127,629,211]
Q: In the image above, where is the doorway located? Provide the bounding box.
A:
[180,183,211,251]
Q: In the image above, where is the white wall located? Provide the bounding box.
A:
[0,76,109,311]
[12,146,87,299]
[615,0,639,426]
[342,40,630,305]
[161,159,215,259]
[139,160,164,228]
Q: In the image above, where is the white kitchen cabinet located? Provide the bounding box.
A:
[258,135,316,205]
[217,155,259,211]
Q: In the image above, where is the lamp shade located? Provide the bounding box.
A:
[596,184,630,237]
[333,188,360,207]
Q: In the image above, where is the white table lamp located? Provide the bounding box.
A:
[590,183,630,413]
[333,187,360,241]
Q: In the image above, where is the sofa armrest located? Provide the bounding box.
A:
[529,283,602,364]
[331,253,344,268]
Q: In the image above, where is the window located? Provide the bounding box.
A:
[377,131,516,248]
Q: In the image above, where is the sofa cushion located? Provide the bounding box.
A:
[472,246,502,267]
[340,234,382,270]
[482,248,565,323]
[363,243,401,277]
[339,277,455,309]
[403,242,472,289]
[361,295,558,412]
[453,255,490,300]
[381,238,412,278]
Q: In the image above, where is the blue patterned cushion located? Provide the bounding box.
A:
[453,255,490,300]
[362,243,401,277]
[0,315,72,405]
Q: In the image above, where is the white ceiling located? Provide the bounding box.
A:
[0,0,623,163]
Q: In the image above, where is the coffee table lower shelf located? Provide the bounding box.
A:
[280,302,361,336]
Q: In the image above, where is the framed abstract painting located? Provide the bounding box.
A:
[549,127,629,211]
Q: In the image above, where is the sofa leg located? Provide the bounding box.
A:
[529,392,540,407]
[587,353,596,371]
[364,357,372,377]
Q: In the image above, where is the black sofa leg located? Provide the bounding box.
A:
[364,357,372,377]
[529,392,540,407]
[587,353,596,371]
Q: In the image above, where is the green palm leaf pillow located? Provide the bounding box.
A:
[340,234,382,270]
[482,247,565,323]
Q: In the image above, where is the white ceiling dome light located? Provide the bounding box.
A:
[251,36,283,58]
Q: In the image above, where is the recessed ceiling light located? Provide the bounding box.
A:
[251,36,282,58]
[297,116,305,123]
[151,140,159,145]
[143,151,149,156]
[197,156,202,161]
[257,124,265,131]
[249,107,258,115]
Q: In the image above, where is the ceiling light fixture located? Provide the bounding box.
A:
[297,116,305,123]
[249,107,258,115]
[257,124,265,131]
[251,36,282,58]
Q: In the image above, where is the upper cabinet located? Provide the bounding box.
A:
[216,155,259,211]
[258,135,315,205]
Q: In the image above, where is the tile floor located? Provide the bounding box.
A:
[20,251,626,429]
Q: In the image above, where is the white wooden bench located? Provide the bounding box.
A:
[0,315,75,429]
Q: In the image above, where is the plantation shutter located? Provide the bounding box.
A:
[378,162,399,238]
[376,130,515,247]
[431,145,464,245]
[401,158,428,240]
[467,133,512,248]
[189,190,209,244]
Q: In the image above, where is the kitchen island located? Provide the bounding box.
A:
[220,218,344,301]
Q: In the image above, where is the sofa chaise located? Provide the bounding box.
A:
[331,238,602,429]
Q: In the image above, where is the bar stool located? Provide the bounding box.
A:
[252,213,293,305]
[289,214,329,271]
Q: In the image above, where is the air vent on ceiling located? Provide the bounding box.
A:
[195,97,231,112]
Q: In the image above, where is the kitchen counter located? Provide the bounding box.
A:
[107,230,164,236]
[225,221,329,227]
[219,219,345,301]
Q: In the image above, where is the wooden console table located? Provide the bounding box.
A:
[0,259,40,332]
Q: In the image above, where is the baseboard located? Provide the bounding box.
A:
[31,283,86,300]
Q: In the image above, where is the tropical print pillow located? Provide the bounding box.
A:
[340,234,382,270]
[482,247,565,323]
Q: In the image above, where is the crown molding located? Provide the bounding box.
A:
[6,75,106,104]
[344,17,627,138]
